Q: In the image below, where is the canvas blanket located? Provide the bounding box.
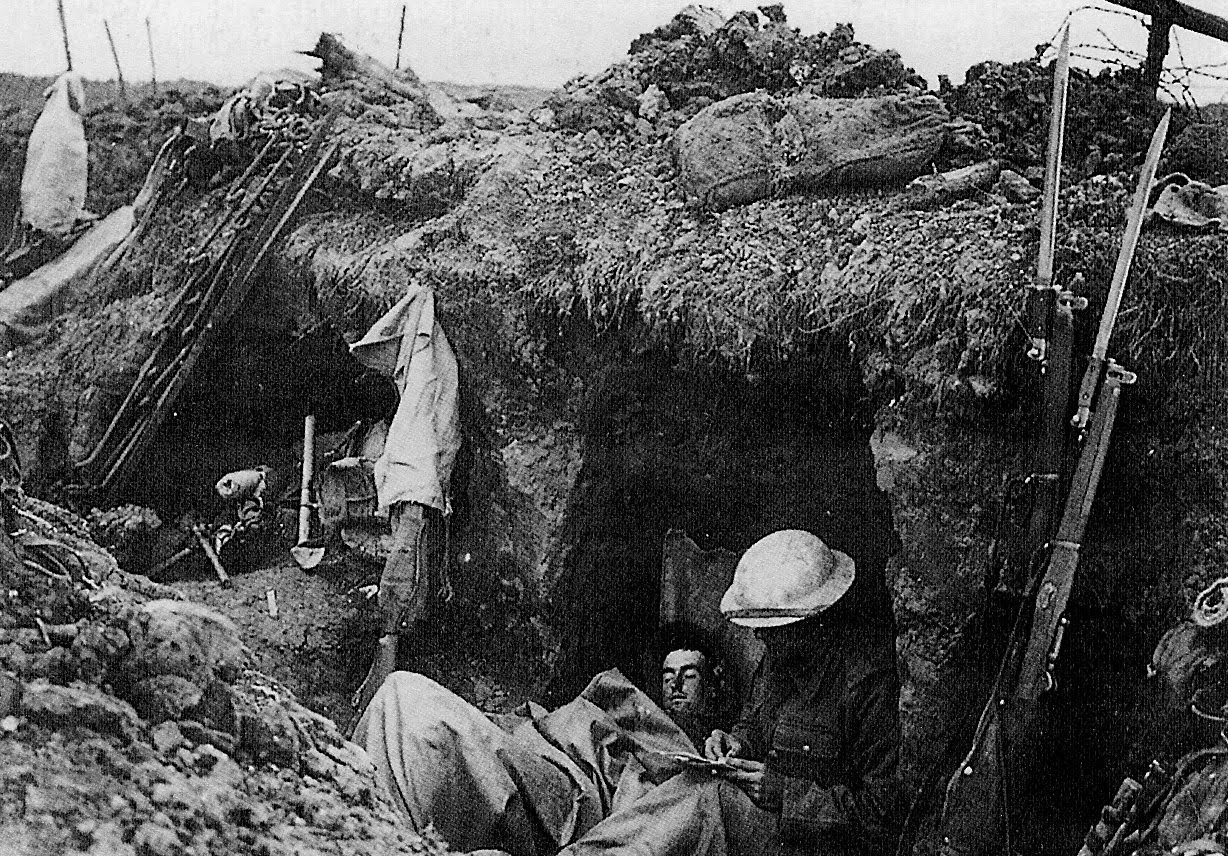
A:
[0,206,134,353]
[355,669,780,856]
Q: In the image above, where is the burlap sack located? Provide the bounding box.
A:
[673,91,949,211]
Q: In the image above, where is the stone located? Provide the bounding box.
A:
[228,800,272,828]
[0,670,21,716]
[529,106,557,129]
[301,748,335,780]
[123,599,248,688]
[21,679,141,737]
[177,718,208,744]
[86,821,134,856]
[149,782,176,805]
[178,718,237,754]
[998,169,1041,204]
[196,743,243,785]
[190,679,236,733]
[31,646,77,684]
[127,674,203,723]
[133,821,181,856]
[238,707,300,768]
[72,625,130,685]
[150,720,184,754]
[637,84,668,122]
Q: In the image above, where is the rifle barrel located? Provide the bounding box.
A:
[1037,26,1071,289]
[1092,109,1171,361]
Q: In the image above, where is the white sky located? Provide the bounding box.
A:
[2,1,1227,102]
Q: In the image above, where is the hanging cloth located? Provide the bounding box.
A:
[349,286,461,513]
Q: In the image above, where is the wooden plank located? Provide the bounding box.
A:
[1108,0,1228,46]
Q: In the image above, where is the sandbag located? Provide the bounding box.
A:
[20,72,88,234]
[673,91,949,211]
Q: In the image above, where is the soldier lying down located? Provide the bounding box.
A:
[354,531,904,856]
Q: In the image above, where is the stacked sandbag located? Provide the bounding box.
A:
[19,71,88,235]
[673,91,949,211]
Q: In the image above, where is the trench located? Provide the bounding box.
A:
[101,281,1191,855]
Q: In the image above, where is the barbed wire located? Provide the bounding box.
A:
[1037,2,1227,108]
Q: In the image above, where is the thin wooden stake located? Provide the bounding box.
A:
[145,16,157,89]
[193,525,231,587]
[56,0,73,71]
[103,19,126,98]
[395,3,406,70]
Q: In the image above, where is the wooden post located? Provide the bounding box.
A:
[395,3,407,70]
[145,16,157,89]
[1144,8,1173,92]
[103,19,126,98]
[56,0,72,70]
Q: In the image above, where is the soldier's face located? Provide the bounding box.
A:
[661,649,708,715]
[754,620,818,666]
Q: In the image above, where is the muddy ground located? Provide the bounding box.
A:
[167,553,541,736]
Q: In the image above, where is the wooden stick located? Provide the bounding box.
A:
[395,3,407,70]
[193,525,231,587]
[147,544,194,579]
[145,16,157,89]
[57,0,73,71]
[297,414,316,546]
[103,19,126,98]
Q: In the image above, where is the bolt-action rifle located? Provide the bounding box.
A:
[931,31,1172,853]
[987,26,1084,605]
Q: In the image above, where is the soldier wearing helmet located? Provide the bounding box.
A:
[705,529,905,856]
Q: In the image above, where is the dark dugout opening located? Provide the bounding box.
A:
[119,320,395,519]
[545,337,901,705]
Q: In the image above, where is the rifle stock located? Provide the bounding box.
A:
[931,68,1169,856]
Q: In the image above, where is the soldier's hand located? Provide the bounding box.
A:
[704,729,745,761]
[721,757,778,810]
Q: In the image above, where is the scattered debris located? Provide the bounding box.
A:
[907,160,1002,208]
[1149,173,1228,232]
[193,525,231,587]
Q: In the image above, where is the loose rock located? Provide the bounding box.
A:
[123,599,248,688]
[128,674,203,723]
[133,821,182,856]
[21,679,142,737]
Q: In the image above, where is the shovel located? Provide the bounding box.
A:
[291,414,324,569]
